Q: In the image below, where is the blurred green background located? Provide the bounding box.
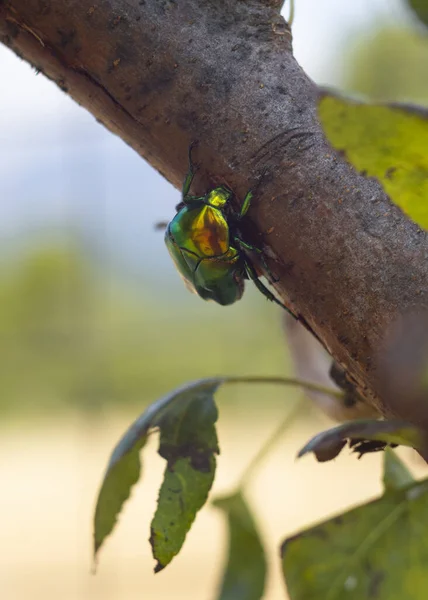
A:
[0,241,290,418]
[1,1,428,599]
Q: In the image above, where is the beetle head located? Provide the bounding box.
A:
[206,186,232,208]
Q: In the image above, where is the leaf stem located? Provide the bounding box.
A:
[288,0,295,27]
[224,376,342,490]
[224,375,343,399]
[236,400,302,490]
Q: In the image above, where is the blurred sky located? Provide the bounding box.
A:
[0,0,410,281]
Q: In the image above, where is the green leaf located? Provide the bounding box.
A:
[93,435,146,561]
[382,448,415,492]
[318,94,428,229]
[93,377,222,568]
[150,381,220,571]
[282,478,428,600]
[297,418,424,462]
[212,492,267,600]
[93,374,339,570]
[407,0,428,27]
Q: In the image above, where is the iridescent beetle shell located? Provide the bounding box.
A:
[164,144,293,314]
[165,188,245,305]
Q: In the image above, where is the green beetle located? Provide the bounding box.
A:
[165,145,293,314]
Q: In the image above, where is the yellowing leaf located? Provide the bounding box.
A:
[318,94,428,229]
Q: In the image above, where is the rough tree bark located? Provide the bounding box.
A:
[1,0,428,431]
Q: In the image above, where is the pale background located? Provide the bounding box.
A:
[0,1,426,599]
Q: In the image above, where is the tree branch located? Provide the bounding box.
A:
[2,0,428,429]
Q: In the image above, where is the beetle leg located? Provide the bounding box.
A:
[237,166,269,219]
[231,188,253,221]
[235,238,279,283]
[244,257,295,317]
[239,189,253,218]
[182,142,200,201]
